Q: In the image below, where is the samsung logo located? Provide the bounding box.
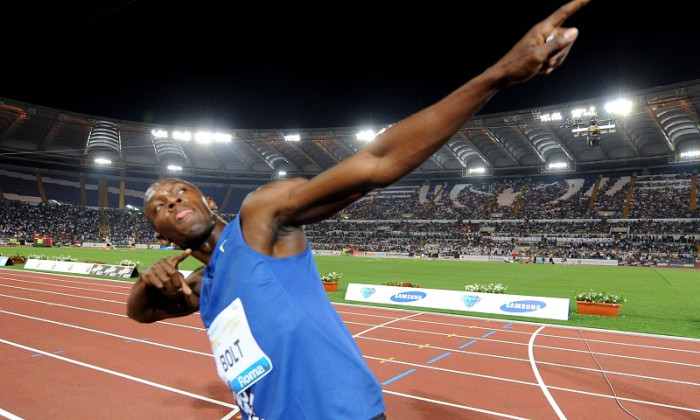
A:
[500,300,546,313]
[390,291,427,302]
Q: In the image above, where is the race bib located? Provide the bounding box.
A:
[207,298,273,394]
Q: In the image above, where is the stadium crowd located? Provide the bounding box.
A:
[0,171,697,265]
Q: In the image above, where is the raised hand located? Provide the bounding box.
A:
[491,0,590,86]
[126,248,202,322]
[139,248,192,296]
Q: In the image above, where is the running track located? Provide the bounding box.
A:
[1,268,698,419]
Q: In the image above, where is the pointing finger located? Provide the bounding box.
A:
[168,248,192,267]
[545,0,591,28]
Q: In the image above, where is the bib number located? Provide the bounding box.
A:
[208,298,273,394]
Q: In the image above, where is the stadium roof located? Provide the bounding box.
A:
[1,79,699,184]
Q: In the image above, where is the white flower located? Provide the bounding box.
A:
[119,259,142,267]
[464,283,507,294]
[575,289,626,304]
[321,271,343,282]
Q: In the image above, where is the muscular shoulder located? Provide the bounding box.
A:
[242,177,309,214]
[239,178,310,256]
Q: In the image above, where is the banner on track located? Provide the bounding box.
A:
[89,264,138,278]
[345,283,570,320]
[25,258,95,274]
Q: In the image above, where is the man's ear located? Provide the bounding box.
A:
[206,196,218,211]
[156,234,172,246]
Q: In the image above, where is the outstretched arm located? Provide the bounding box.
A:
[126,249,202,323]
[274,0,590,225]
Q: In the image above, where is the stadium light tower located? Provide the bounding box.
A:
[564,100,630,147]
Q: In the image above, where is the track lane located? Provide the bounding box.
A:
[2,269,699,420]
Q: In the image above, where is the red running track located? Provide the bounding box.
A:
[1,268,699,419]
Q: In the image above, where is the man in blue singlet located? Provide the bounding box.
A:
[126,2,590,418]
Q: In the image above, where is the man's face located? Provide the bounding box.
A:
[144,178,217,249]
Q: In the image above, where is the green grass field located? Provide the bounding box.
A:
[4,246,699,339]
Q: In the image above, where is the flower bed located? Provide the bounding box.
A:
[574,289,626,317]
[574,289,626,304]
[382,281,420,288]
[464,283,508,293]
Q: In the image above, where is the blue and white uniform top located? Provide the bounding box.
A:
[199,216,386,420]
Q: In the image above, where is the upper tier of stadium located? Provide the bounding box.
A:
[1,79,699,190]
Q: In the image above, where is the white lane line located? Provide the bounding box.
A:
[0,338,238,411]
[0,293,204,331]
[0,309,211,357]
[382,389,532,420]
[352,311,423,338]
[0,277,130,296]
[0,407,25,420]
[529,325,566,420]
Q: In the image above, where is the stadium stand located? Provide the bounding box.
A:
[0,81,697,266]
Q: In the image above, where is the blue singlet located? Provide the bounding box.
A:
[199,216,386,420]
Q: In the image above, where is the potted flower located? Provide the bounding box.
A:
[320,271,342,292]
[574,289,627,317]
[118,259,142,269]
[9,252,27,265]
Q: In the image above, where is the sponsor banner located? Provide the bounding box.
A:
[90,264,137,278]
[668,263,698,269]
[82,242,105,248]
[23,259,192,278]
[575,259,618,266]
[312,250,342,256]
[387,252,406,258]
[345,283,570,321]
[25,259,95,274]
[365,252,388,258]
[459,255,491,262]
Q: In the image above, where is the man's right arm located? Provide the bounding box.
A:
[126,250,202,323]
[271,0,590,228]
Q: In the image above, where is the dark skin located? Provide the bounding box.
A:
[126,0,591,323]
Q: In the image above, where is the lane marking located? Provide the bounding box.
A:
[4,274,699,418]
[352,311,422,338]
[427,352,451,364]
[1,283,126,304]
[382,369,416,385]
[0,276,131,296]
[0,309,212,357]
[382,389,531,420]
[0,338,238,411]
[364,336,700,387]
[0,407,24,420]
[459,339,477,349]
[528,325,566,419]
[350,320,700,368]
[0,269,133,287]
[0,293,204,331]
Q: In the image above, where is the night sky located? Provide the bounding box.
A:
[3,0,698,130]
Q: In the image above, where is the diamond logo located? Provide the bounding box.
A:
[361,287,376,299]
[462,295,481,308]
